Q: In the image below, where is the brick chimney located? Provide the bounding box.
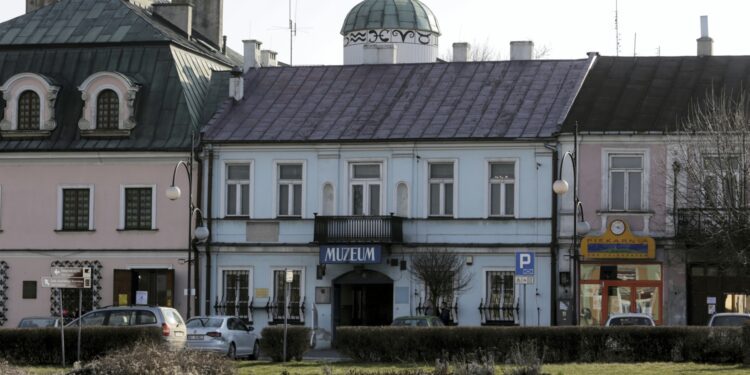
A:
[192,0,224,48]
[152,0,193,38]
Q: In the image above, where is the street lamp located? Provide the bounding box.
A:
[167,157,209,319]
[553,122,590,325]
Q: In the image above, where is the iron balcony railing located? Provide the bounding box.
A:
[314,214,403,244]
[676,208,750,237]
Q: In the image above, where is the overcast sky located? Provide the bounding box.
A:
[3,0,749,65]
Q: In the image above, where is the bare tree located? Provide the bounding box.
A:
[672,87,750,271]
[410,249,472,315]
[441,41,551,62]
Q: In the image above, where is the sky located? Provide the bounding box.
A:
[2,0,750,65]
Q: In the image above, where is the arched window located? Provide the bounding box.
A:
[397,182,409,217]
[17,90,40,130]
[322,183,335,215]
[96,89,119,129]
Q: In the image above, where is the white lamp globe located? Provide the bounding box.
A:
[576,220,591,235]
[194,226,210,241]
[166,186,181,200]
[552,179,570,195]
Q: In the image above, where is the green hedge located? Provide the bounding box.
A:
[334,326,744,364]
[744,322,750,366]
[0,327,162,365]
[259,326,311,362]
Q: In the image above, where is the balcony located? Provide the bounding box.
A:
[314,214,404,244]
[677,208,750,238]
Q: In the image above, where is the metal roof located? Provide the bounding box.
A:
[204,59,592,144]
[341,0,441,35]
[562,56,750,133]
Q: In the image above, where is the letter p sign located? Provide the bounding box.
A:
[515,252,535,276]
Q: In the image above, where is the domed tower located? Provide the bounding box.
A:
[341,0,441,65]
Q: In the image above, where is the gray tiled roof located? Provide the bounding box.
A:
[341,0,440,35]
[562,56,750,133]
[204,59,591,143]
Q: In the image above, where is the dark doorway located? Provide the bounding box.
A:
[333,269,393,329]
[688,264,750,325]
[113,269,174,307]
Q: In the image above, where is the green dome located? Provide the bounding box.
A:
[341,0,441,36]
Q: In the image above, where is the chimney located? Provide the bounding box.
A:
[152,1,193,38]
[363,44,397,64]
[26,0,57,13]
[229,67,244,101]
[452,42,471,62]
[510,41,534,60]
[243,40,262,72]
[192,0,224,48]
[697,15,713,57]
[261,50,278,67]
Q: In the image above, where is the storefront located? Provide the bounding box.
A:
[687,264,750,325]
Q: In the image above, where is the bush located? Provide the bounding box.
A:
[0,359,27,375]
[0,327,161,366]
[259,326,311,362]
[744,321,750,366]
[334,326,744,364]
[69,340,236,375]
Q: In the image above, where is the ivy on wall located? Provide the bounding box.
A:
[0,261,8,326]
[49,260,103,318]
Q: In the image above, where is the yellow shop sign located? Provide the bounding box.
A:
[581,219,655,259]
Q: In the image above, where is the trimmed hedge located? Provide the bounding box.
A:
[0,327,161,365]
[334,326,744,364]
[259,326,311,362]
[744,321,750,366]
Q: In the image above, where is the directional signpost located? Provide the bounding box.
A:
[42,267,92,367]
[515,252,535,326]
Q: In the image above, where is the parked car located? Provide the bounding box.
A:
[605,313,656,326]
[66,305,187,349]
[708,313,750,327]
[17,316,64,328]
[391,315,445,327]
[185,316,260,360]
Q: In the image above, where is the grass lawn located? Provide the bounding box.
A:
[235,361,750,375]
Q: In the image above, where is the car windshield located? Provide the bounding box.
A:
[711,315,750,326]
[392,318,429,327]
[186,318,224,328]
[609,317,653,326]
[19,318,57,328]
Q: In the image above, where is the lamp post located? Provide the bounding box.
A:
[166,154,209,319]
[553,122,590,326]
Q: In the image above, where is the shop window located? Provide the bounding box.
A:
[608,154,644,211]
[277,164,303,217]
[724,294,750,314]
[350,163,382,216]
[59,187,93,231]
[429,162,455,217]
[23,281,37,299]
[0,73,59,137]
[17,90,41,130]
[272,269,303,324]
[225,163,251,217]
[489,162,515,217]
[123,187,154,230]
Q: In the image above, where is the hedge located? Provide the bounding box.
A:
[744,321,750,366]
[334,326,744,364]
[0,327,162,365]
[259,326,311,362]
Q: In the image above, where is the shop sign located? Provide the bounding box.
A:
[581,220,655,259]
[319,244,382,264]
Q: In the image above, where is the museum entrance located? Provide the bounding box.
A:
[333,269,393,328]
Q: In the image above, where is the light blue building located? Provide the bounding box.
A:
[197,0,592,349]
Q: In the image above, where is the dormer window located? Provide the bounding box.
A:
[0,73,59,138]
[78,72,139,137]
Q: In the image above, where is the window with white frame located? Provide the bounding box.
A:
[225,163,250,216]
[485,270,516,322]
[350,163,382,216]
[122,187,154,230]
[77,71,140,136]
[60,187,93,231]
[429,162,454,216]
[489,162,515,217]
[609,154,644,211]
[277,164,303,217]
[0,73,60,136]
[220,269,251,320]
[703,156,742,207]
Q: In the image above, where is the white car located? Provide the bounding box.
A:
[605,313,656,326]
[185,316,260,360]
[707,313,750,327]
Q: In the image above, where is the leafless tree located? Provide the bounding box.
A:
[410,249,472,315]
[671,87,750,271]
[442,41,550,62]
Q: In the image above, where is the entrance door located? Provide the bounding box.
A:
[332,269,394,332]
[601,282,661,324]
[113,269,175,307]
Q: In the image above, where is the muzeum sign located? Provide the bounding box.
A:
[319,245,383,264]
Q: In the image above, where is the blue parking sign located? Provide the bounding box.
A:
[515,252,535,276]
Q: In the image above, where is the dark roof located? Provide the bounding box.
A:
[562,55,750,133]
[0,0,234,66]
[341,0,441,35]
[204,59,591,143]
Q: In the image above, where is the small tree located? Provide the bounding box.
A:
[410,249,472,315]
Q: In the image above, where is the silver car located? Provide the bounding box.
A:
[708,313,750,326]
[605,313,656,326]
[185,316,260,360]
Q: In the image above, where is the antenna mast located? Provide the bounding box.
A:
[289,0,297,65]
[615,0,621,56]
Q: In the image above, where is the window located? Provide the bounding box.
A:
[489,162,515,216]
[226,164,250,216]
[429,162,454,216]
[17,90,40,130]
[350,163,382,216]
[485,271,516,322]
[22,281,37,299]
[221,270,250,320]
[703,156,742,207]
[277,164,303,217]
[272,269,303,323]
[61,188,92,231]
[123,187,153,230]
[609,155,643,211]
[96,89,119,129]
[80,311,107,326]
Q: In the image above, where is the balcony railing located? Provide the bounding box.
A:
[677,208,750,237]
[314,214,403,244]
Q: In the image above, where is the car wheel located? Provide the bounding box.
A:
[227,343,237,360]
[249,340,260,360]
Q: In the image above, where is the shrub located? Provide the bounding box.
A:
[0,327,161,366]
[0,359,27,375]
[69,340,235,375]
[744,321,750,366]
[259,326,311,362]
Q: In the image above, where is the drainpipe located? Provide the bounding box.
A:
[204,145,214,315]
[194,142,203,316]
[545,142,559,326]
